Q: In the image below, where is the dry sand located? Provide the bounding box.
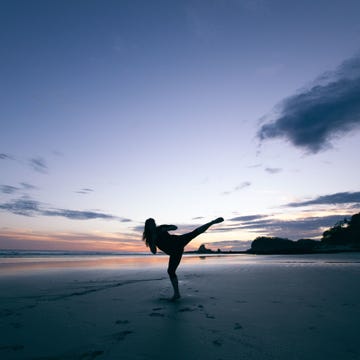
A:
[1,253,360,360]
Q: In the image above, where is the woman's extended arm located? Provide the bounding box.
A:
[157,224,178,232]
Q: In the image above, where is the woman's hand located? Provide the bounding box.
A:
[167,225,178,231]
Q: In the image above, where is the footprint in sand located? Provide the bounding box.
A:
[79,350,104,359]
[149,312,165,317]
[234,322,243,330]
[178,307,195,313]
[113,330,133,341]
[212,339,222,347]
[205,313,215,319]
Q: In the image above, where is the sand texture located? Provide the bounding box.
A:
[1,254,360,359]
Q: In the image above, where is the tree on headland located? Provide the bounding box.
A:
[248,212,360,254]
[321,212,360,246]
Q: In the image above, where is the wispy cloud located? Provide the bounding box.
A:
[0,197,130,222]
[20,182,37,190]
[226,214,349,239]
[0,198,40,216]
[0,182,37,195]
[206,240,253,251]
[222,181,251,195]
[75,188,94,195]
[0,185,19,194]
[265,167,282,174]
[0,153,14,160]
[258,55,360,153]
[229,214,269,222]
[247,163,262,169]
[286,191,360,207]
[42,209,116,220]
[29,157,48,173]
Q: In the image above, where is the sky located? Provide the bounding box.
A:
[1,0,360,252]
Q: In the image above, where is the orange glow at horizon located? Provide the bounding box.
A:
[0,229,145,252]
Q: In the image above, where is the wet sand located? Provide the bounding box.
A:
[1,253,360,359]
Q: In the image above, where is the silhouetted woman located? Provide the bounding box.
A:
[142,217,224,300]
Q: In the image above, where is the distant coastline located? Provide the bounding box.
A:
[189,211,360,255]
[186,244,360,256]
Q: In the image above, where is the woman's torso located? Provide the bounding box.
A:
[155,229,180,255]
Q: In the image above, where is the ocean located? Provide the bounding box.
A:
[1,250,360,276]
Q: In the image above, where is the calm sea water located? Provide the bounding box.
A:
[1,250,360,276]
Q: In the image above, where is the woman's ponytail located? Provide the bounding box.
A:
[143,218,157,254]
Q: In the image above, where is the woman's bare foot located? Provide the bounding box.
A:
[212,217,224,224]
[170,293,181,302]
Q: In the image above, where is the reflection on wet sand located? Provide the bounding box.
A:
[0,254,234,275]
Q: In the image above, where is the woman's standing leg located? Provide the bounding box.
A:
[167,250,183,300]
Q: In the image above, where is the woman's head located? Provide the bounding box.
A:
[142,218,157,247]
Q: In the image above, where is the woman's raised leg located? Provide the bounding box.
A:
[180,217,224,247]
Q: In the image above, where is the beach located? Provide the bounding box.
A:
[1,253,360,360]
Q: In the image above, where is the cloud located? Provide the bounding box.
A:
[75,188,94,195]
[222,181,251,195]
[29,157,48,173]
[0,198,41,216]
[265,167,282,174]
[228,214,349,239]
[120,218,132,223]
[0,182,38,195]
[286,191,360,207]
[0,197,129,222]
[247,163,262,168]
[258,55,360,153]
[206,240,253,251]
[20,182,37,190]
[0,185,19,194]
[0,153,14,160]
[229,214,268,222]
[42,209,116,220]
[133,225,145,233]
